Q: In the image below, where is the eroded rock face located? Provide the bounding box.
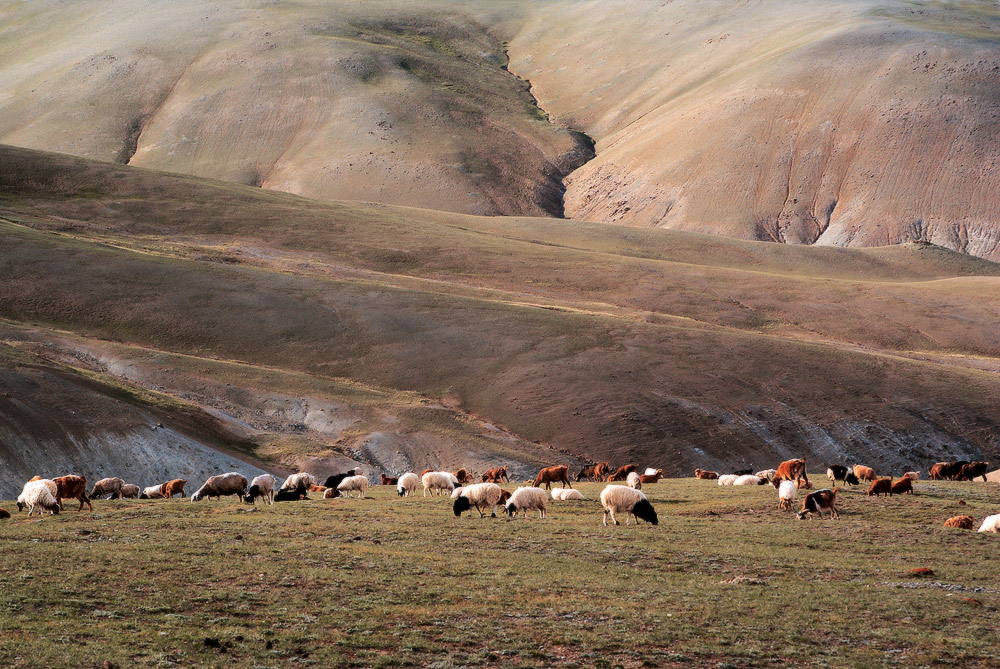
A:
[509,0,1000,260]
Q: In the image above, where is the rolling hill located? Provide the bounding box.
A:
[2,144,999,494]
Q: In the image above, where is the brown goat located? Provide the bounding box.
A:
[380,474,398,486]
[533,465,571,490]
[53,475,92,512]
[797,488,839,519]
[575,464,599,482]
[853,465,877,482]
[453,469,472,484]
[928,462,949,480]
[944,515,975,530]
[773,459,809,486]
[593,462,611,481]
[639,473,662,484]
[160,479,187,498]
[956,462,989,482]
[481,466,509,483]
[867,478,892,497]
[694,469,719,480]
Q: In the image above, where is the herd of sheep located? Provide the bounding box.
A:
[3,457,998,531]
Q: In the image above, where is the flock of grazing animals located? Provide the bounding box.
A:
[2,457,996,531]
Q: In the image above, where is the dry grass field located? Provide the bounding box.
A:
[2,477,999,667]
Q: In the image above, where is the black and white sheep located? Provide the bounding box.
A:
[337,475,369,499]
[245,474,276,505]
[453,482,502,518]
[397,472,419,497]
[600,485,658,526]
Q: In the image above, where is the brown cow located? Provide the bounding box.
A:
[481,466,509,483]
[890,477,913,495]
[867,478,892,497]
[533,465,571,490]
[853,465,877,482]
[380,474,398,486]
[944,515,975,529]
[694,469,719,480]
[160,479,187,498]
[593,462,611,481]
[956,462,989,482]
[773,459,809,486]
[53,475,92,511]
[607,464,638,482]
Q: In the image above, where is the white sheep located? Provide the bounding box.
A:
[120,484,140,499]
[643,468,663,476]
[600,485,658,526]
[280,472,315,490]
[505,486,548,519]
[450,486,466,499]
[552,488,585,501]
[246,474,276,505]
[20,480,60,516]
[755,469,777,480]
[627,472,642,490]
[337,475,369,499]
[191,472,248,502]
[141,484,165,499]
[717,474,739,486]
[453,482,502,517]
[901,471,920,481]
[978,514,1000,533]
[734,475,764,486]
[422,472,455,497]
[397,472,419,497]
[777,480,796,510]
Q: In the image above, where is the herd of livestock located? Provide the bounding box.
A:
[3,457,998,531]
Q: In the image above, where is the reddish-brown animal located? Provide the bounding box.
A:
[890,477,913,495]
[853,465,877,482]
[593,462,611,481]
[481,466,509,483]
[380,474,398,486]
[607,464,638,482]
[956,462,989,482]
[867,478,892,497]
[421,468,435,478]
[928,462,948,480]
[498,489,512,506]
[453,469,472,484]
[0,508,10,519]
[533,465,572,490]
[308,484,328,492]
[640,473,662,484]
[773,459,809,486]
[694,469,719,480]
[160,479,187,498]
[576,464,602,482]
[797,488,840,519]
[53,475,92,511]
[944,515,975,529]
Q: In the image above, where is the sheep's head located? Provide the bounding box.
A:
[504,503,517,517]
[191,491,203,502]
[397,486,406,497]
[16,501,24,512]
[632,499,658,526]
[453,496,471,517]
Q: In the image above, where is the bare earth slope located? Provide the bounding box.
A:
[509,0,1000,258]
[2,145,1000,488]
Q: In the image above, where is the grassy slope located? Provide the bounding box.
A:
[1,479,998,667]
[2,145,1000,474]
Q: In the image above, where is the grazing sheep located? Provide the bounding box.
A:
[777,480,796,510]
[627,472,642,490]
[867,478,892,497]
[245,474,276,505]
[453,482,503,518]
[977,514,1000,533]
[890,477,913,495]
[450,486,466,499]
[734,475,765,486]
[552,488,585,501]
[397,472,419,497]
[337,475,369,499]
[281,473,315,491]
[533,465,571,490]
[717,474,739,486]
[53,475,91,511]
[600,485,658,526]
[17,478,57,512]
[853,465,877,482]
[21,479,61,516]
[755,469,777,480]
[695,469,719,480]
[120,484,140,499]
[140,485,165,499]
[322,470,358,490]
[90,477,125,500]
[191,473,248,502]
[505,486,548,519]
[422,472,455,497]
[944,515,975,530]
[796,488,840,520]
